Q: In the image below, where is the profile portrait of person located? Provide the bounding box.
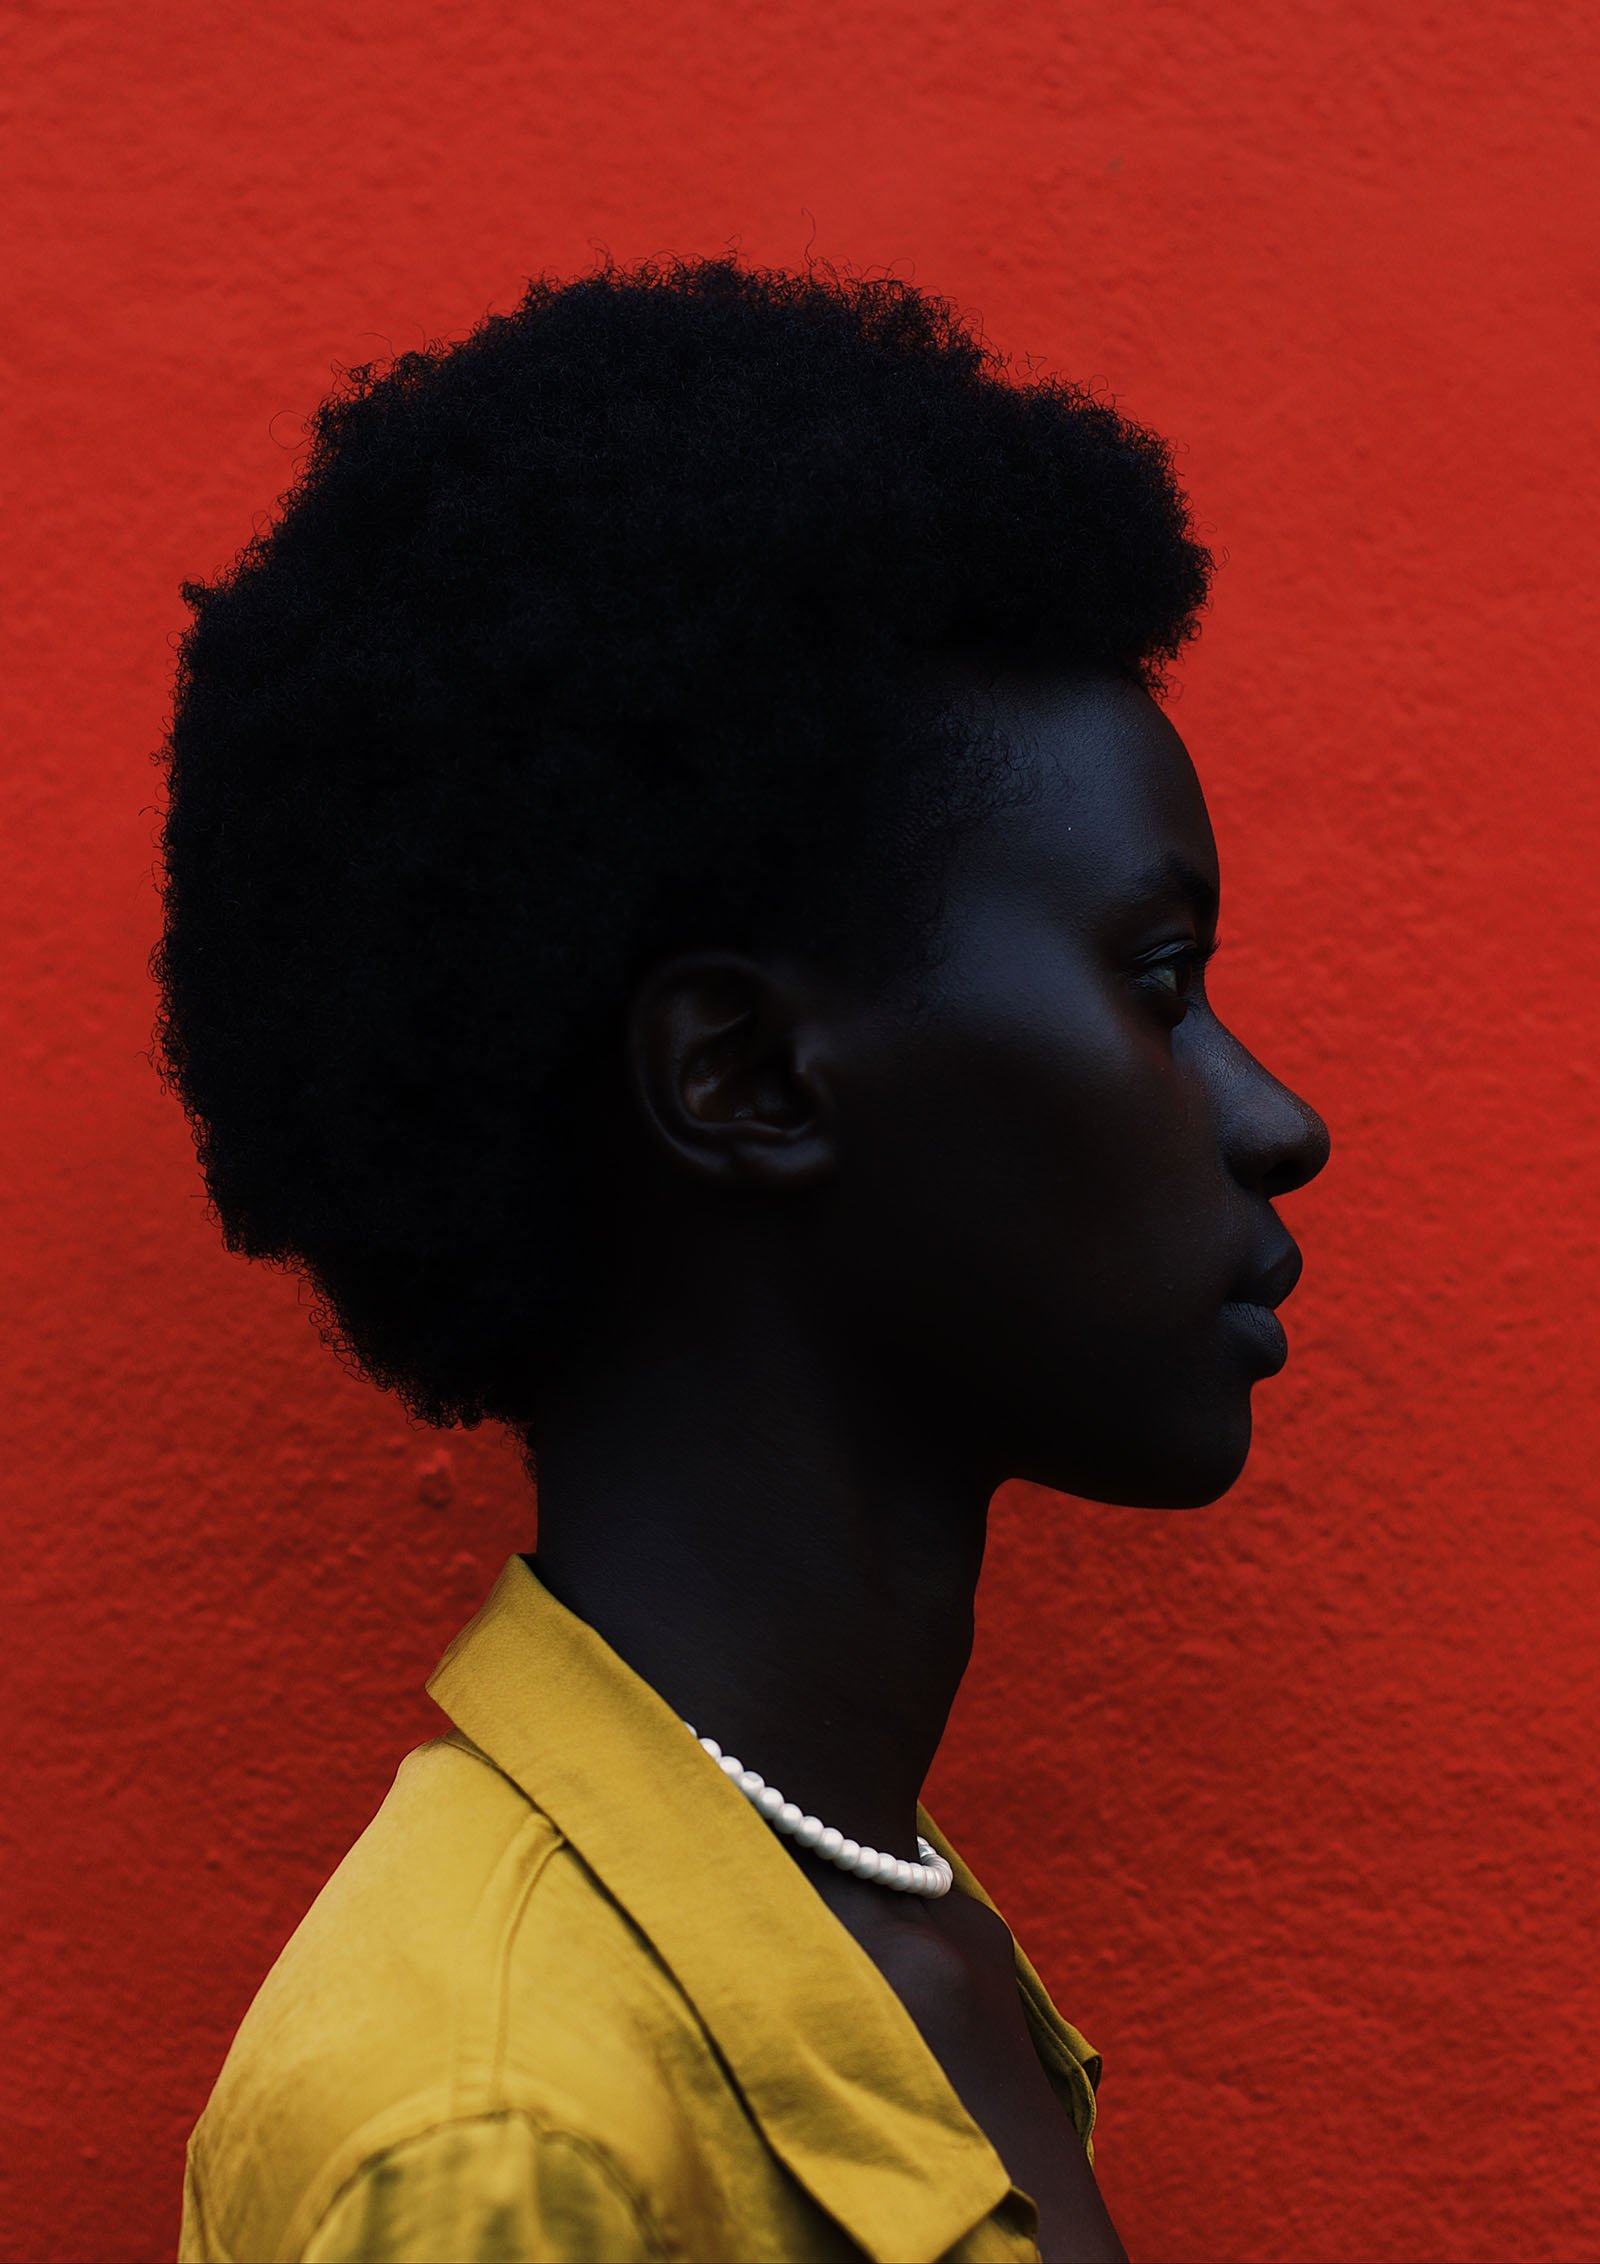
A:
[152,253,1331,2264]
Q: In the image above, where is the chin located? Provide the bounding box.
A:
[1139,1407,1256,1508]
[1027,1404,1255,1511]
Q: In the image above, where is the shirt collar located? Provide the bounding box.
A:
[425,1552,1094,2264]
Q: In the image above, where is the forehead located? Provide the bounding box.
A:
[953,671,1219,926]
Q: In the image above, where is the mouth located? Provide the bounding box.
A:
[1228,1237,1303,1312]
[1221,1298,1289,1375]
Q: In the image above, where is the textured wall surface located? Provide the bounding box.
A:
[4,3,1597,2260]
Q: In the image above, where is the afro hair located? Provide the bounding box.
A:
[149,251,1213,1442]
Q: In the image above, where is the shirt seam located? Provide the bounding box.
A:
[425,1727,564,2120]
[184,2142,236,2264]
[299,2106,677,2263]
[443,1806,564,2119]
[488,1828,561,2108]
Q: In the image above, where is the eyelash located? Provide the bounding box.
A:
[1137,934,1224,1019]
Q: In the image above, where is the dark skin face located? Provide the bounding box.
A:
[530,669,1331,2262]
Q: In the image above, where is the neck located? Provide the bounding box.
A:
[526,1291,994,1864]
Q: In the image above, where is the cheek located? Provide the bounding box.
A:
[849,990,1209,1311]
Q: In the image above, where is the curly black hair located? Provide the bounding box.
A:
[149,251,1213,1443]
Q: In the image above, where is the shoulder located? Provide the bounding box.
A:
[184,1731,705,2263]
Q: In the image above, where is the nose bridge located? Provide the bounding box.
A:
[1209,1017,1332,1195]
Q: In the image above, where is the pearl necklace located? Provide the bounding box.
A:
[683,1721,954,1897]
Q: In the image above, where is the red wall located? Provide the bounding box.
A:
[5,5,1597,2260]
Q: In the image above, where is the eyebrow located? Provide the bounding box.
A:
[1118,852,1221,925]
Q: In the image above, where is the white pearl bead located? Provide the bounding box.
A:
[854,1845,879,1876]
[698,1737,722,1761]
[817,1827,843,1860]
[875,1851,899,1884]
[757,1786,785,1818]
[893,1859,912,1890]
[837,1838,860,1867]
[737,1770,765,1798]
[719,1754,745,1778]
[794,1815,823,1848]
[907,1866,930,1894]
[775,1802,803,1834]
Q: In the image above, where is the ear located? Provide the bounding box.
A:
[623,952,839,1190]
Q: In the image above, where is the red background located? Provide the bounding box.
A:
[4,3,1597,2259]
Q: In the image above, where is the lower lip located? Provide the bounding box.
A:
[1222,1301,1289,1374]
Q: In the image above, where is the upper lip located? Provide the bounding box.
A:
[1229,1239,1303,1310]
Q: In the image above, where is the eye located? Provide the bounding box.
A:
[1136,935,1223,1021]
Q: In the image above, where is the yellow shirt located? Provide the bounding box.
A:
[179,1554,1101,2264]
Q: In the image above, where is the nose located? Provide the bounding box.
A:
[1220,1037,1332,1198]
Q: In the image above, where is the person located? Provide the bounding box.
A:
[154,252,1331,2264]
